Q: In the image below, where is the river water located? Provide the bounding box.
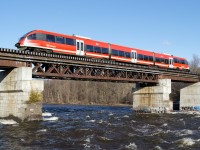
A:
[1,104,200,150]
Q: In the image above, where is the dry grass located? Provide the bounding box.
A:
[27,90,42,104]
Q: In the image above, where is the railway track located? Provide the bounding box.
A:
[0,48,199,82]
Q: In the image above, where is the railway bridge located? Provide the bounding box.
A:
[0,48,199,121]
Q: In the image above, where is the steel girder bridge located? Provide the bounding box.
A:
[0,48,199,83]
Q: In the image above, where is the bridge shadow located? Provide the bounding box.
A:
[170,82,193,110]
[0,68,13,83]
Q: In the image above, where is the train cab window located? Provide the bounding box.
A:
[65,38,74,45]
[86,45,93,52]
[102,48,108,54]
[119,51,125,57]
[144,55,148,61]
[112,49,119,56]
[27,34,36,40]
[184,60,188,65]
[46,34,55,42]
[94,47,101,53]
[56,36,65,44]
[125,52,130,58]
[137,54,144,60]
[149,56,153,61]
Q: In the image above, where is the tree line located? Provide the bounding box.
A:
[43,54,200,105]
[43,80,133,105]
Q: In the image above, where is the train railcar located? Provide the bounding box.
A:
[15,30,189,70]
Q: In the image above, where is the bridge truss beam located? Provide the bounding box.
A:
[29,62,159,83]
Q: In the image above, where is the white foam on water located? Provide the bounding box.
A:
[86,115,90,118]
[85,137,91,143]
[98,136,112,141]
[86,120,96,123]
[123,115,129,118]
[108,113,114,116]
[0,119,18,125]
[176,129,193,136]
[37,129,47,132]
[20,138,25,142]
[154,145,163,150]
[125,142,137,150]
[42,112,52,117]
[161,123,168,127]
[174,137,196,147]
[168,112,180,114]
[194,112,200,117]
[128,133,136,137]
[98,119,103,124]
[80,128,90,131]
[43,117,59,121]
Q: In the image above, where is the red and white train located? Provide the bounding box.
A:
[15,30,189,70]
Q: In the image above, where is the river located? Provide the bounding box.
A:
[0,104,200,150]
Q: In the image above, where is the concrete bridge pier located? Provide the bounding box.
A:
[180,82,200,111]
[133,79,173,113]
[0,67,44,122]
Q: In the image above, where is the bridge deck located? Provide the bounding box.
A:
[0,48,198,83]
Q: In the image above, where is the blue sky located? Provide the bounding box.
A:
[1,0,200,61]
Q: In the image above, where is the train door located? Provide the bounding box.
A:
[76,40,85,56]
[169,57,173,68]
[131,50,137,63]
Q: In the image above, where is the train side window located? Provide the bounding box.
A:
[144,55,148,61]
[181,60,185,64]
[173,58,178,63]
[149,56,153,61]
[27,34,36,40]
[137,54,143,60]
[36,33,45,40]
[86,45,93,52]
[65,38,75,45]
[56,36,65,44]
[102,48,108,54]
[165,59,169,64]
[46,34,55,42]
[156,57,161,62]
[119,51,125,57]
[94,47,101,53]
[112,49,119,56]
[161,58,165,63]
[125,52,130,58]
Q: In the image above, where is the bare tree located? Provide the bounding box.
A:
[189,54,200,73]
[43,80,133,105]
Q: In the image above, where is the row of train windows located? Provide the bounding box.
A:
[174,58,188,65]
[27,33,75,46]
[86,45,109,54]
[138,54,169,64]
[85,45,131,58]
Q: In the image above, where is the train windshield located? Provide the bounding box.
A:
[19,31,34,41]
